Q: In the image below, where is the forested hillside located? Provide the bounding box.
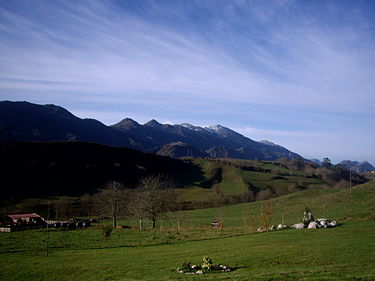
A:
[0,142,367,216]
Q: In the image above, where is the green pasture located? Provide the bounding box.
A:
[1,180,374,280]
[175,158,325,202]
[1,222,374,280]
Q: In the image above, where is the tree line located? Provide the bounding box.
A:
[50,175,178,229]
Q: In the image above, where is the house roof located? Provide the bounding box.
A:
[6,213,42,219]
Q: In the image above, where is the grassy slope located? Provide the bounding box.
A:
[1,158,325,216]
[184,178,375,228]
[177,160,248,199]
[176,158,324,203]
[1,180,374,280]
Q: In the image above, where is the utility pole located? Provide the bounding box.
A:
[349,170,352,194]
[46,202,51,257]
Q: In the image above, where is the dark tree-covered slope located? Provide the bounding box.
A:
[0,142,203,198]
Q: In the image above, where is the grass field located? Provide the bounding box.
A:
[175,158,325,203]
[1,180,374,280]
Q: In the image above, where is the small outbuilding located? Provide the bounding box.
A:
[4,213,46,225]
[1,213,46,232]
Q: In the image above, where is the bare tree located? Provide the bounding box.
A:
[95,181,127,228]
[79,193,96,217]
[53,197,74,220]
[260,200,273,232]
[132,175,178,229]
[214,209,224,230]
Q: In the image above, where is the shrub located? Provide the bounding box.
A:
[176,256,231,274]
[102,225,113,239]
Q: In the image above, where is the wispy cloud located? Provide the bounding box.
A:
[0,0,374,163]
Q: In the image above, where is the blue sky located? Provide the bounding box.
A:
[0,0,374,164]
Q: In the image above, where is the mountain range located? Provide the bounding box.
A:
[337,160,375,173]
[0,101,302,161]
[1,101,374,170]
[309,159,375,172]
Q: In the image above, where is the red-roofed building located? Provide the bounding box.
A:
[3,213,46,226]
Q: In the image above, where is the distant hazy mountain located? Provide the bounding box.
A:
[0,101,302,161]
[338,160,375,172]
